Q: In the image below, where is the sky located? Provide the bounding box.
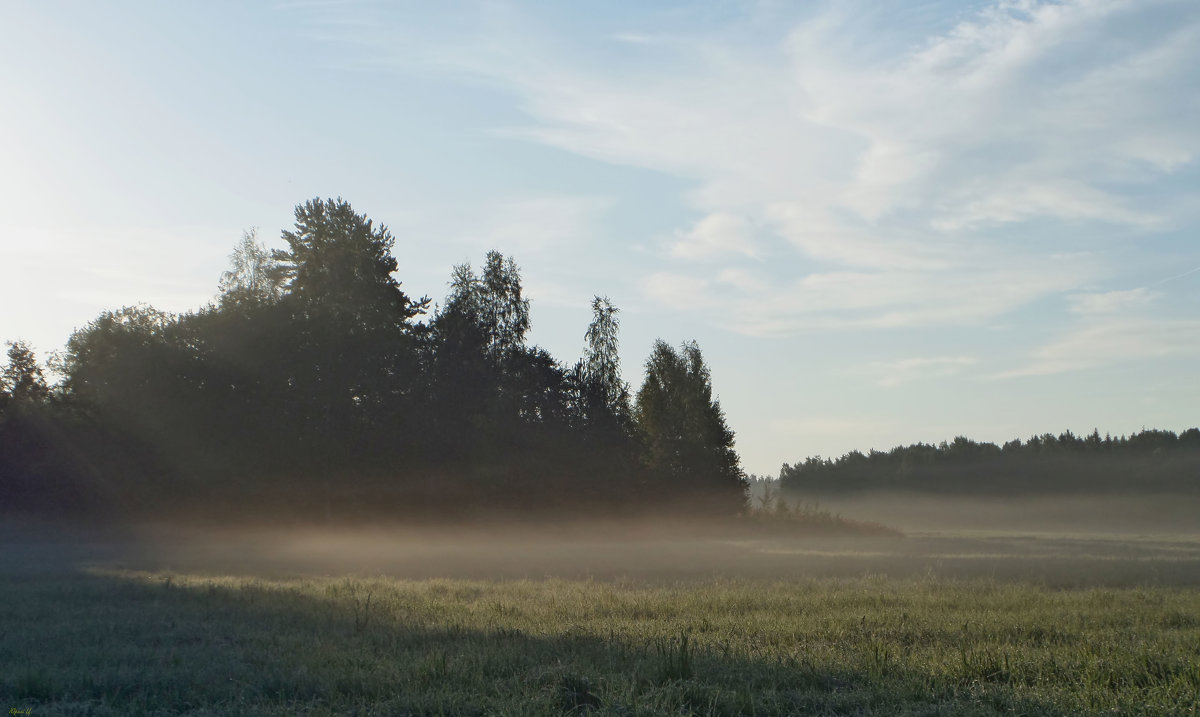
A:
[2,0,1198,476]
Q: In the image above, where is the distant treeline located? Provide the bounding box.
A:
[780,429,1200,496]
[0,198,747,523]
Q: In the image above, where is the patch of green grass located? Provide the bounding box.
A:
[3,563,1200,715]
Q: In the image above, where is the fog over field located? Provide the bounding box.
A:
[6,500,1200,713]
[801,492,1200,536]
[8,495,1200,589]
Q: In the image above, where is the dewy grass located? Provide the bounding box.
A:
[4,568,1200,715]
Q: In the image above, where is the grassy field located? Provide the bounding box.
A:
[3,525,1200,715]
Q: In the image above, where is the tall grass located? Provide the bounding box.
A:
[3,567,1199,715]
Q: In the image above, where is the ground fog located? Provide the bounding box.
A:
[7,499,1200,587]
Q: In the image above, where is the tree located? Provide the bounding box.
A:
[268,199,430,453]
[440,251,531,360]
[426,252,553,467]
[272,197,428,324]
[218,228,284,308]
[58,305,176,404]
[60,305,175,390]
[635,340,746,514]
[480,251,530,357]
[583,296,629,419]
[1,341,50,406]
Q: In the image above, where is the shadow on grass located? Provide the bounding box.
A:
[0,543,1085,716]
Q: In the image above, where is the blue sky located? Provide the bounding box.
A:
[2,0,1198,475]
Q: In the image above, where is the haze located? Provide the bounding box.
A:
[5,498,1198,591]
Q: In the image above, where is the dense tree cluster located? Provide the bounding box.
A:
[636,341,745,514]
[780,429,1200,496]
[0,198,747,522]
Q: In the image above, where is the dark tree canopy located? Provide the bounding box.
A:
[779,428,1200,496]
[636,340,747,514]
[583,296,629,420]
[2,198,753,523]
[273,197,429,324]
[1,341,50,406]
[441,251,531,359]
[58,305,177,409]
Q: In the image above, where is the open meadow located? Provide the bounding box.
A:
[5,1,1200,714]
[4,512,1200,716]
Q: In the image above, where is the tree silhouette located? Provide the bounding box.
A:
[59,304,177,409]
[779,427,1200,496]
[272,197,428,324]
[635,340,746,514]
[268,199,430,466]
[582,296,629,422]
[423,251,566,501]
[1,341,50,406]
[1,198,772,522]
[441,251,530,361]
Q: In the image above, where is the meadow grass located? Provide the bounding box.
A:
[3,542,1200,716]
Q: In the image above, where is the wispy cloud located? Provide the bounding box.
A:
[373,0,1199,335]
[1151,265,1200,287]
[458,1,1198,224]
[643,272,711,312]
[670,213,759,260]
[996,318,1200,378]
[1068,287,1160,315]
[391,195,615,308]
[791,0,1199,227]
[770,416,894,442]
[848,355,979,388]
[463,196,613,254]
[641,250,1098,336]
[289,0,1199,350]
